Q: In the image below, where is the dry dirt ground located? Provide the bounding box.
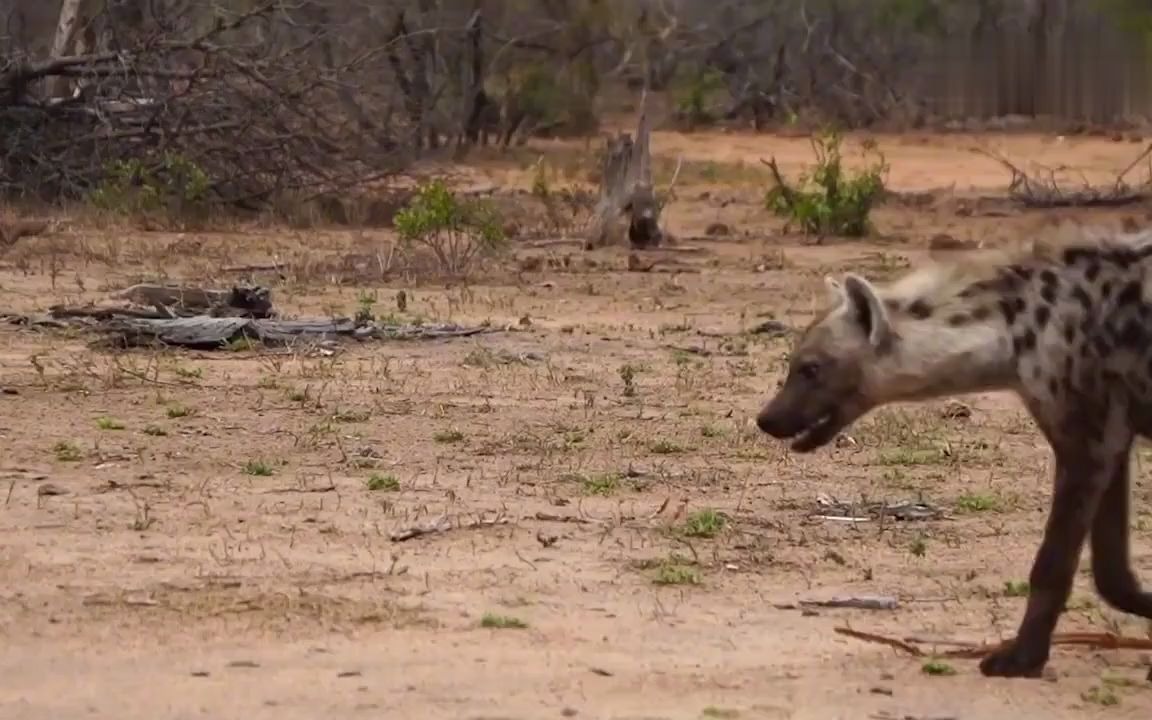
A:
[2,130,1152,720]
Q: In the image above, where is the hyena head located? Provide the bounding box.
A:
[757,273,895,453]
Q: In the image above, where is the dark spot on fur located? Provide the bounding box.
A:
[1118,319,1146,347]
[1101,281,1114,300]
[907,299,933,319]
[1072,285,1094,310]
[1021,329,1037,352]
[1062,320,1077,344]
[1034,305,1051,328]
[1048,378,1060,396]
[999,298,1020,325]
[1085,262,1102,282]
[883,299,901,312]
[1008,265,1034,281]
[947,313,970,327]
[1117,280,1142,306]
[1063,248,1094,265]
[1093,336,1112,355]
[1040,283,1058,304]
[1107,249,1135,268]
[971,306,992,322]
[1040,269,1059,286]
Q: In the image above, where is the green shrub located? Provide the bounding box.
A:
[89,152,211,219]
[765,130,887,237]
[392,179,506,276]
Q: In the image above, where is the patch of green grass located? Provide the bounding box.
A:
[652,556,701,586]
[699,424,725,438]
[173,366,202,380]
[909,536,928,557]
[366,473,400,492]
[433,429,465,444]
[166,404,192,419]
[1081,685,1120,706]
[53,440,83,462]
[479,612,528,629]
[95,416,125,431]
[874,446,951,467]
[701,708,740,719]
[1001,580,1030,597]
[242,459,274,477]
[649,439,686,455]
[331,408,371,423]
[581,473,620,496]
[681,509,726,538]
[956,492,1000,513]
[142,425,167,437]
[921,659,956,676]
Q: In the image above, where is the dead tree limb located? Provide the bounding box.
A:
[584,89,675,251]
[974,144,1152,208]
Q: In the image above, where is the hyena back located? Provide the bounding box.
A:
[756,228,1152,678]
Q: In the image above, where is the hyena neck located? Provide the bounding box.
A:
[869,315,1020,405]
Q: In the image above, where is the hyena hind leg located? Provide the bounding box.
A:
[1090,459,1152,617]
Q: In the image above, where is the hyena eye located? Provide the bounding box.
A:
[797,361,821,381]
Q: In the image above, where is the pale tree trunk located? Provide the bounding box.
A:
[47,0,85,98]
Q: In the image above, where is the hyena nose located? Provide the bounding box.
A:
[755,411,780,436]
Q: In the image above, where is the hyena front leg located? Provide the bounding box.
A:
[1091,458,1152,617]
[980,440,1121,678]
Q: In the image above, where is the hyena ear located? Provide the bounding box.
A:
[842,273,891,348]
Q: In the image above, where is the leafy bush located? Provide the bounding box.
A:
[393,179,506,276]
[670,66,726,128]
[89,153,211,219]
[765,130,888,237]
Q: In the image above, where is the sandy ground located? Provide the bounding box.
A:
[2,130,1152,719]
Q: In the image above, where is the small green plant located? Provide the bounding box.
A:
[581,473,620,496]
[142,425,168,437]
[355,290,378,324]
[433,429,465,444]
[670,66,725,128]
[699,424,725,438]
[1081,684,1120,706]
[480,612,528,629]
[681,509,727,538]
[653,559,701,586]
[53,440,83,462]
[88,152,211,218]
[909,536,928,557]
[765,130,887,237]
[172,366,203,381]
[619,364,638,397]
[1002,580,1030,597]
[956,492,1000,513]
[921,659,956,676]
[366,473,400,492]
[242,459,274,477]
[393,178,506,276]
[96,417,125,431]
[166,404,192,419]
[649,439,685,455]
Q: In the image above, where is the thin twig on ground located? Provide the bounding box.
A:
[390,512,510,542]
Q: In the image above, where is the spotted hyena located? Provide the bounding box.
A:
[756,227,1152,678]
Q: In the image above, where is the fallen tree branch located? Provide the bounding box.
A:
[973,145,1152,208]
[835,626,1152,659]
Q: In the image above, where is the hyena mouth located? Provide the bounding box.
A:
[791,413,842,453]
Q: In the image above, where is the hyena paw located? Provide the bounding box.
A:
[978,641,1049,678]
